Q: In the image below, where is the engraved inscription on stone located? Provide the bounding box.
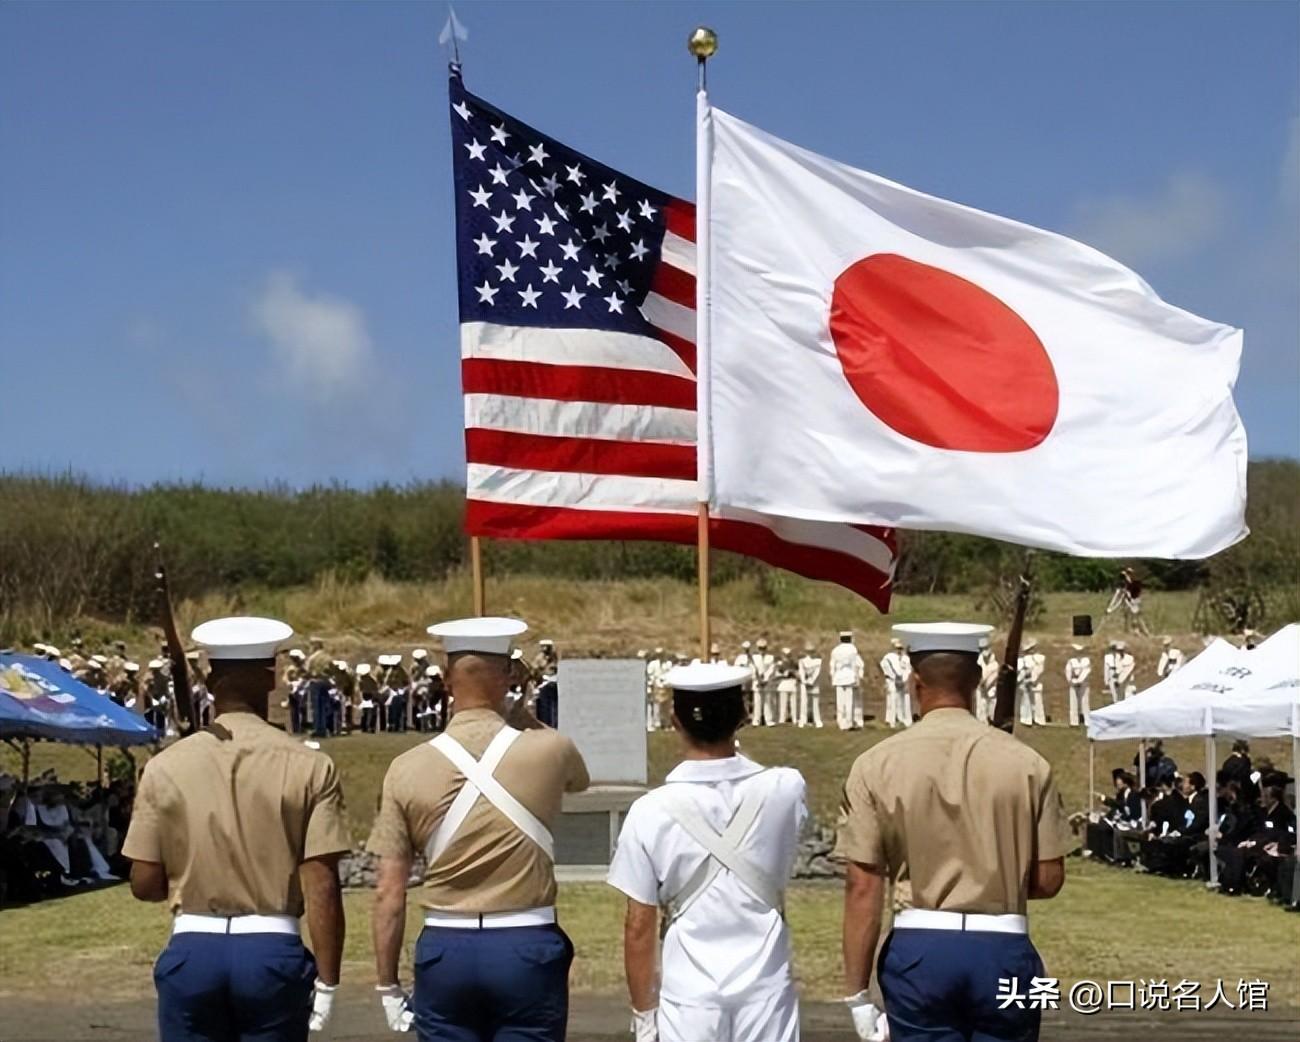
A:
[557,658,647,785]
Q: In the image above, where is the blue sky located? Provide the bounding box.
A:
[2,1,1296,488]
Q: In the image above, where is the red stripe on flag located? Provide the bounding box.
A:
[465,500,892,613]
[651,263,696,311]
[664,200,696,243]
[465,430,697,481]
[647,327,697,375]
[462,358,696,410]
[710,518,894,613]
[467,499,698,543]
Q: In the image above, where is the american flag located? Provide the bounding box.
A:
[450,75,896,611]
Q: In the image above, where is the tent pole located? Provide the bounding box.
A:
[1206,735,1219,889]
[96,744,104,789]
[1138,738,1148,828]
[21,740,31,784]
[1088,741,1096,817]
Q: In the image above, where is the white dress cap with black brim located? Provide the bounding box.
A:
[427,617,528,656]
[664,662,753,693]
[892,622,994,656]
[191,617,293,661]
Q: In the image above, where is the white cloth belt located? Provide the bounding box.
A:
[424,726,555,864]
[895,909,1027,935]
[662,772,784,925]
[423,906,556,930]
[172,913,299,936]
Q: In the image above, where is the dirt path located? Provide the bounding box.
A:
[1,992,1294,1041]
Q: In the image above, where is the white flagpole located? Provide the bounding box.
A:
[690,27,717,658]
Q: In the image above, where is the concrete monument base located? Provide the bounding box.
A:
[554,783,647,876]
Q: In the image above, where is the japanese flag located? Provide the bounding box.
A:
[702,107,1248,559]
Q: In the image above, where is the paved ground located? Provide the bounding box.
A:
[0,993,1295,1041]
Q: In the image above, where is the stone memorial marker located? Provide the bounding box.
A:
[554,658,648,870]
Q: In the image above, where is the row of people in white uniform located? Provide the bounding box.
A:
[646,635,1188,732]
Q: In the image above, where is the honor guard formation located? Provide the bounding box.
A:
[7,616,1293,1042]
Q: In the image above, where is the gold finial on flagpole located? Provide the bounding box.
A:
[688,26,718,60]
[688,26,718,89]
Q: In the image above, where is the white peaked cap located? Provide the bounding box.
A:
[428,616,527,656]
[192,617,292,661]
[539,639,554,646]
[124,661,140,672]
[892,622,994,656]
[665,662,753,692]
[356,663,372,676]
[426,665,443,677]
[289,648,305,660]
[148,658,165,669]
[838,630,853,639]
[412,648,429,660]
[740,640,751,648]
[334,660,349,671]
[377,654,401,667]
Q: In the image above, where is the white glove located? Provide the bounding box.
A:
[309,981,336,1032]
[376,984,414,1032]
[844,991,890,1042]
[631,1007,659,1042]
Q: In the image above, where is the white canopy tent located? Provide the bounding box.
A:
[1085,625,1300,887]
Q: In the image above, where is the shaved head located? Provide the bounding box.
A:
[446,652,511,709]
[910,650,981,707]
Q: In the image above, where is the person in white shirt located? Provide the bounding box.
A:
[1101,641,1121,703]
[1017,639,1047,726]
[776,648,799,725]
[1115,641,1137,699]
[1156,637,1184,680]
[751,639,777,727]
[1064,644,1091,728]
[879,639,912,729]
[976,638,999,724]
[830,631,865,731]
[709,642,726,665]
[796,642,824,729]
[646,648,667,731]
[609,662,808,1042]
[733,641,756,722]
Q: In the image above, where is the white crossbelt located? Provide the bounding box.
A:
[895,909,1027,935]
[662,772,784,925]
[424,726,555,864]
[424,906,556,930]
[172,913,299,936]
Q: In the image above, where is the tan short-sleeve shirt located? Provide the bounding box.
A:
[366,707,590,913]
[122,711,352,916]
[834,707,1071,915]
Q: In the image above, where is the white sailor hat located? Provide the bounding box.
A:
[124,661,140,673]
[376,654,401,667]
[892,622,994,656]
[740,640,751,649]
[33,642,48,654]
[190,616,293,661]
[665,662,753,692]
[355,663,372,676]
[289,648,306,660]
[428,617,527,656]
[91,654,108,666]
[425,665,442,677]
[148,658,165,670]
[45,646,61,658]
[411,648,429,661]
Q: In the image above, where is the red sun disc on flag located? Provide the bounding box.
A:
[829,254,1059,452]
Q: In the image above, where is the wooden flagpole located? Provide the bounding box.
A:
[470,536,486,616]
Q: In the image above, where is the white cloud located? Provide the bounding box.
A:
[250,271,374,401]
[1069,171,1229,267]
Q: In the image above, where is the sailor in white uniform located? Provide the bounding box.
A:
[830,631,865,731]
[1065,645,1091,727]
[797,642,824,729]
[609,662,808,1042]
[880,639,912,729]
[976,638,999,724]
[1157,638,1185,680]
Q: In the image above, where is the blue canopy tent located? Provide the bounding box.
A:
[0,654,158,780]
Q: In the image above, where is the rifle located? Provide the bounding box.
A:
[154,542,195,738]
[991,569,1033,734]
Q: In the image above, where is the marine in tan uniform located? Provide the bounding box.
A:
[836,623,1071,1042]
[304,637,332,738]
[123,616,352,1040]
[366,617,590,1038]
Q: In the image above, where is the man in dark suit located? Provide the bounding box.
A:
[1086,769,1142,864]
[1220,784,1297,896]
